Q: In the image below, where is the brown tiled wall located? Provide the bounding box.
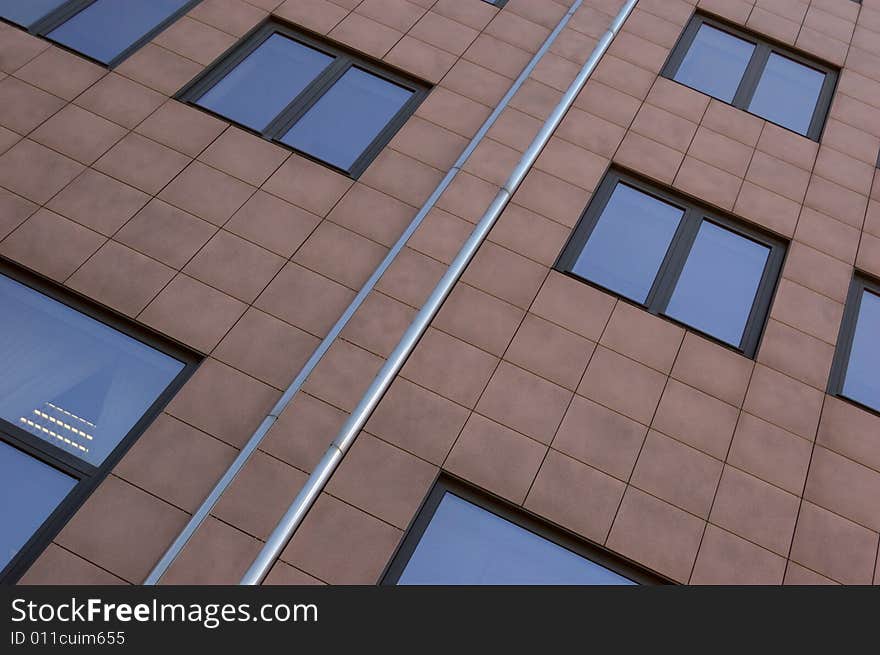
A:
[4,0,880,585]
[2,0,582,585]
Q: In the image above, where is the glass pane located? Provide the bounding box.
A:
[842,290,880,412]
[748,53,825,136]
[570,183,684,303]
[0,275,185,466]
[281,67,413,171]
[674,24,755,103]
[197,33,334,132]
[47,0,191,64]
[0,0,67,28]
[397,493,635,585]
[0,440,76,570]
[665,221,770,347]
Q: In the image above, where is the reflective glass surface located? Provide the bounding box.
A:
[397,493,635,585]
[0,440,75,570]
[281,67,413,171]
[0,0,66,27]
[674,24,755,102]
[47,0,191,64]
[842,290,880,412]
[748,53,825,136]
[572,183,684,303]
[197,33,334,131]
[0,274,185,466]
[665,221,770,347]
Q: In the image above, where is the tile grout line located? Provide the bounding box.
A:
[686,360,757,583]
[781,392,827,583]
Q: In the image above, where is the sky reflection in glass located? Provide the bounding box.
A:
[281,67,412,171]
[0,440,75,570]
[0,0,67,28]
[842,290,880,412]
[748,53,825,136]
[47,0,191,64]
[0,275,184,466]
[397,493,635,585]
[197,33,333,131]
[674,24,755,102]
[572,183,683,303]
[665,222,769,347]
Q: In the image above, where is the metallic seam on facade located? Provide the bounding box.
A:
[240,0,642,586]
[144,0,588,586]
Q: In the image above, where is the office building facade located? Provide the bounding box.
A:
[1,0,879,585]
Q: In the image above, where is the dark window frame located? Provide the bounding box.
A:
[381,474,670,586]
[662,13,838,141]
[828,274,880,417]
[0,257,200,584]
[482,0,508,7]
[555,170,787,359]
[177,19,431,180]
[1,0,202,68]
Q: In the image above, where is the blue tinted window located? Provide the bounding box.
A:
[281,67,412,171]
[0,0,67,28]
[197,33,333,132]
[842,290,880,412]
[47,0,191,64]
[674,24,755,102]
[0,275,184,466]
[572,183,683,303]
[665,222,770,347]
[748,53,825,136]
[0,440,75,570]
[397,493,634,585]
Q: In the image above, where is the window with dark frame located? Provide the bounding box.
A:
[555,171,787,358]
[177,21,430,179]
[0,262,199,583]
[0,0,201,67]
[829,275,880,416]
[662,14,838,140]
[382,477,667,585]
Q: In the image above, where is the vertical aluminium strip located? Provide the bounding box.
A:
[144,0,589,585]
[240,0,641,586]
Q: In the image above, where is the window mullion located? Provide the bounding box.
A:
[0,426,92,479]
[828,278,868,396]
[177,21,429,177]
[807,68,839,141]
[30,0,93,35]
[732,43,770,109]
[738,239,785,356]
[264,56,351,141]
[645,207,701,314]
[105,0,204,69]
